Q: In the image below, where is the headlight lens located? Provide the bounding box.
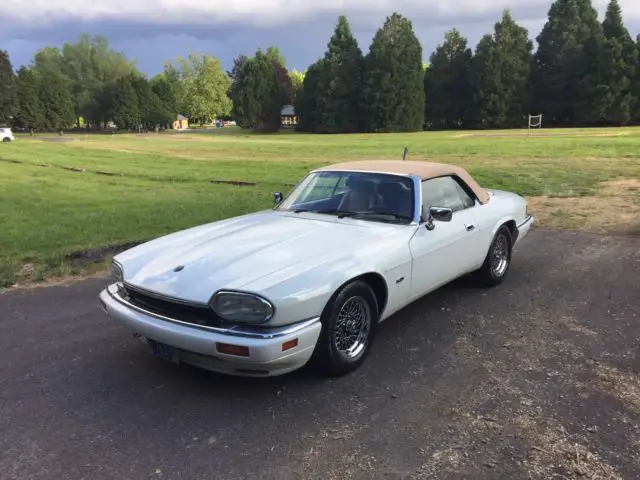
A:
[210,291,274,324]
[111,260,123,283]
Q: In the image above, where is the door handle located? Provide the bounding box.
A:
[465,224,475,231]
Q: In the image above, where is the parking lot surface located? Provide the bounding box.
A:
[1,229,638,479]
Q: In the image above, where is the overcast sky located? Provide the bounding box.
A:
[2,0,639,76]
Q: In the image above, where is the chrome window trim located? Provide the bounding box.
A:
[106,283,319,340]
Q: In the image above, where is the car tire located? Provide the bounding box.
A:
[2,137,10,143]
[309,280,379,377]
[472,225,513,287]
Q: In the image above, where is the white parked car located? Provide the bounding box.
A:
[99,160,533,377]
[1,127,14,142]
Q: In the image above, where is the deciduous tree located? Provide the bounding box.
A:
[175,54,232,124]
[33,35,137,128]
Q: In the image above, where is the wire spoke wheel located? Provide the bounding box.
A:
[490,233,509,277]
[333,296,371,361]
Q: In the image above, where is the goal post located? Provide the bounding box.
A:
[527,114,542,135]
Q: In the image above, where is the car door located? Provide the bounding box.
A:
[408,175,484,298]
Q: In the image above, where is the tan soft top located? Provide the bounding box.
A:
[314,160,490,204]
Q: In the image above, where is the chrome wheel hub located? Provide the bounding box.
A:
[491,234,509,277]
[334,296,371,360]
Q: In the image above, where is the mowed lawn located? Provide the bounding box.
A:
[1,126,639,287]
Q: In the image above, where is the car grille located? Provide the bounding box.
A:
[123,284,225,328]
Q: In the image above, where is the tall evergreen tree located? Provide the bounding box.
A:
[0,50,17,126]
[470,10,534,129]
[360,13,425,132]
[105,75,139,130]
[262,47,294,106]
[271,60,294,106]
[38,72,75,132]
[532,0,606,126]
[424,29,474,129]
[232,49,283,132]
[13,67,44,133]
[295,59,325,132]
[593,0,639,125]
[131,75,172,131]
[228,55,250,127]
[313,15,364,133]
[150,75,179,128]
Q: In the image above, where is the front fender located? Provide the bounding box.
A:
[241,241,411,327]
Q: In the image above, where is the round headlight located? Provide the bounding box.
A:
[210,291,274,324]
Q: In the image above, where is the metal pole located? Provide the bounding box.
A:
[402,147,409,160]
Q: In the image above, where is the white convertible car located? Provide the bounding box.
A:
[99,160,533,377]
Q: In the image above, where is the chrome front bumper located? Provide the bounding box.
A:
[98,283,322,377]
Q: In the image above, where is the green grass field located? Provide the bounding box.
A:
[1,126,639,288]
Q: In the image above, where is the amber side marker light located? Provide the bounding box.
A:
[216,343,250,357]
[282,338,298,352]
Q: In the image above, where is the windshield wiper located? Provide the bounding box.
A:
[291,208,355,217]
[349,212,414,222]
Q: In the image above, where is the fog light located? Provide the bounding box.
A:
[216,343,250,357]
[282,338,298,351]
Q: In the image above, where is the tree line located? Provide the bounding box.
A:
[1,0,639,133]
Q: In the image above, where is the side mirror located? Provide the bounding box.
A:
[423,205,453,230]
[273,192,283,205]
[430,206,453,222]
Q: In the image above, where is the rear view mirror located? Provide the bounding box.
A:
[273,192,283,205]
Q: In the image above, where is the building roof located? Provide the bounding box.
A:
[281,105,295,116]
[314,160,490,204]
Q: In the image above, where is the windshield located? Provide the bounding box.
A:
[276,171,416,224]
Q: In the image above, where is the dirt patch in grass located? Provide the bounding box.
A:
[40,137,77,143]
[1,263,109,293]
[527,178,640,235]
[597,178,640,196]
[458,131,632,138]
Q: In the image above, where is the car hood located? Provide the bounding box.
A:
[117,211,402,303]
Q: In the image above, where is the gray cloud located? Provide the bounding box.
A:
[2,1,639,75]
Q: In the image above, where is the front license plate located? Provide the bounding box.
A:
[148,339,178,362]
